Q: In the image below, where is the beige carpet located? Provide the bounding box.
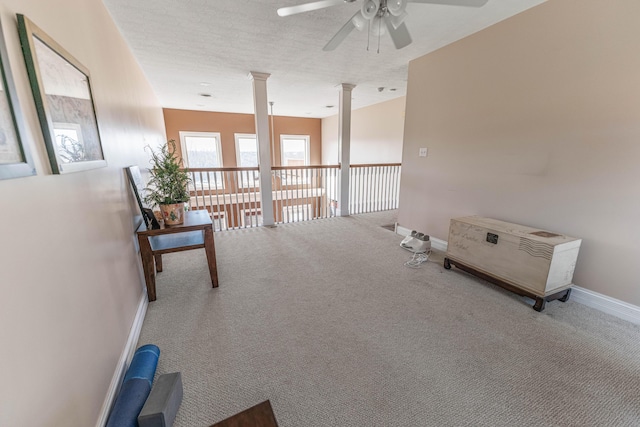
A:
[137,211,640,426]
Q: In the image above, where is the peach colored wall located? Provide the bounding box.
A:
[322,96,405,165]
[0,0,165,426]
[399,0,640,305]
[163,109,321,166]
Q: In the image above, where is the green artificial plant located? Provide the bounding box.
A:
[143,140,191,207]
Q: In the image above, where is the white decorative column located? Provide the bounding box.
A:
[249,71,275,227]
[338,83,356,216]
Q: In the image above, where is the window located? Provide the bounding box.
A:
[280,135,310,185]
[234,134,258,167]
[180,131,223,168]
[280,135,310,166]
[234,134,260,188]
[179,131,223,189]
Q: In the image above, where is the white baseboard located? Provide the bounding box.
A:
[396,224,448,252]
[429,237,447,252]
[570,286,640,326]
[96,292,148,427]
[396,224,411,237]
[396,225,640,325]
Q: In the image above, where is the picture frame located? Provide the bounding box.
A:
[0,17,35,180]
[17,14,106,174]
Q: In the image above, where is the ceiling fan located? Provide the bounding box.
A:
[277,0,489,52]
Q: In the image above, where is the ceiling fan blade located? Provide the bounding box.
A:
[277,0,347,17]
[407,0,488,7]
[323,11,360,51]
[384,16,412,49]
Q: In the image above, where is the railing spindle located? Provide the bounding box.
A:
[360,167,365,214]
[384,166,389,211]
[349,167,353,214]
[376,166,381,212]
[356,167,360,214]
[356,167,359,214]
[321,168,326,217]
[206,172,215,228]
[232,171,238,228]
[304,169,313,220]
[214,170,223,230]
[393,166,399,208]
[240,171,247,227]
[372,167,376,212]
[278,170,284,223]
[234,171,243,228]
[296,167,301,221]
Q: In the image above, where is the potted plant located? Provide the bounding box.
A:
[144,140,191,225]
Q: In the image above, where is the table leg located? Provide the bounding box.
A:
[154,254,163,272]
[137,234,157,301]
[203,226,219,288]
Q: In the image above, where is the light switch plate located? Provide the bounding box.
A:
[419,147,428,157]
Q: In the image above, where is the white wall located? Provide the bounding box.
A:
[0,0,165,425]
[322,96,405,165]
[399,0,640,306]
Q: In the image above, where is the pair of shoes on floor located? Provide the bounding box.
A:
[401,230,431,254]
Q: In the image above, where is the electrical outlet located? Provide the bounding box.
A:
[419,147,428,157]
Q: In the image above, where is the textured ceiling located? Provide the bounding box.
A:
[102,0,546,118]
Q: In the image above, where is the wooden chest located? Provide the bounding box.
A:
[445,217,581,301]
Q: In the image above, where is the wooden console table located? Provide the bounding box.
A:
[136,209,218,301]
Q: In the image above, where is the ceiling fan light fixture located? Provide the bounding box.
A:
[387,0,407,16]
[361,0,379,19]
[352,12,367,31]
[389,10,407,29]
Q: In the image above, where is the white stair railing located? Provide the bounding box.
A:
[184,163,401,230]
[186,167,261,230]
[271,165,340,224]
[349,163,402,214]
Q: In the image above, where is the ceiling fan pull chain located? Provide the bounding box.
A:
[377,18,381,53]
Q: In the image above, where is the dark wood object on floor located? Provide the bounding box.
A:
[137,209,218,301]
[444,257,571,312]
[209,400,279,427]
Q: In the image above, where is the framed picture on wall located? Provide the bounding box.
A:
[17,14,106,174]
[0,17,35,180]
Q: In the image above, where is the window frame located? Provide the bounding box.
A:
[178,131,223,168]
[280,134,310,166]
[233,133,258,167]
[178,131,224,190]
[234,133,260,188]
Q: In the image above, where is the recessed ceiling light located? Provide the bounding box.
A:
[389,88,397,91]
[199,93,212,97]
[200,82,211,86]
[326,105,335,108]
